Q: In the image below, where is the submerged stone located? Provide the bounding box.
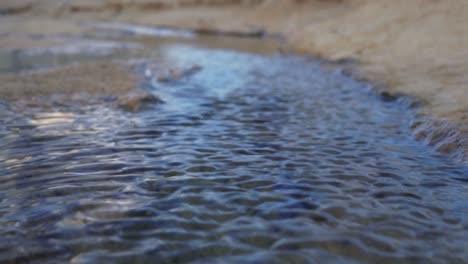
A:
[116,90,163,112]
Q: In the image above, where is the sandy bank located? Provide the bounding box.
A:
[0,62,137,99]
[0,61,162,112]
[1,0,467,161]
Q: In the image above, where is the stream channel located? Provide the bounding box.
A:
[0,23,467,264]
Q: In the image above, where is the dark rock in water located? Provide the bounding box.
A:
[117,90,163,112]
[156,64,202,82]
[380,91,400,102]
[0,4,31,16]
[194,27,266,38]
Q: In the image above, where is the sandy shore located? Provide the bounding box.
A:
[1,0,467,161]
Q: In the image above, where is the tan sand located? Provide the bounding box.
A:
[0,62,137,99]
[0,61,161,111]
[0,0,467,161]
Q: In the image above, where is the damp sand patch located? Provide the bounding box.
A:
[0,61,162,112]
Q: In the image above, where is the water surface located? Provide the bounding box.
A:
[0,40,467,264]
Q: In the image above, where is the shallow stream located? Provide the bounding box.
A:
[0,27,467,264]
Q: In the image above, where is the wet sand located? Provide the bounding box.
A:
[0,0,466,161]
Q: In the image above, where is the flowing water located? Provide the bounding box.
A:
[0,31,467,264]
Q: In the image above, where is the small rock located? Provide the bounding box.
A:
[156,64,202,82]
[0,3,31,16]
[380,91,399,102]
[117,90,162,112]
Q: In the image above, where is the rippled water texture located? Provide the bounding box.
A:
[1,45,467,264]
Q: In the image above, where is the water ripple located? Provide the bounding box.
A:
[0,46,467,263]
